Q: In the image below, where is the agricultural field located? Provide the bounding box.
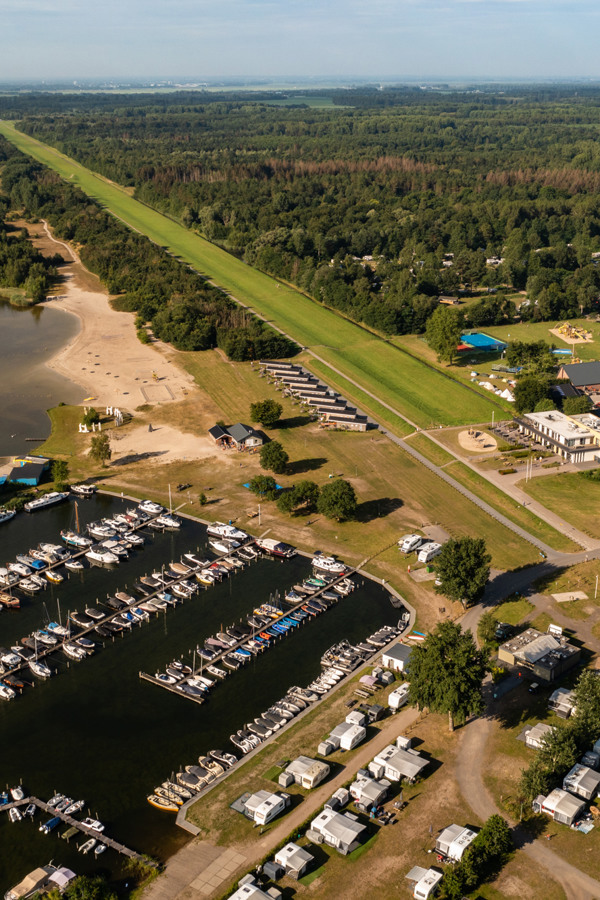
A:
[0,122,504,431]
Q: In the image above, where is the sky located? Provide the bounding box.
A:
[0,0,597,83]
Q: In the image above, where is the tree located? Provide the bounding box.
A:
[90,432,111,466]
[408,621,488,731]
[248,474,279,499]
[435,537,491,607]
[250,398,283,427]
[534,398,555,412]
[425,307,463,365]
[571,669,600,746]
[477,610,498,647]
[198,492,208,506]
[51,459,69,489]
[277,480,320,515]
[563,395,593,415]
[81,407,100,428]
[317,479,357,521]
[514,375,552,414]
[259,440,288,474]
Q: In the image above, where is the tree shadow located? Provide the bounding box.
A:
[286,457,327,475]
[355,497,403,522]
[275,415,313,430]
[110,450,169,466]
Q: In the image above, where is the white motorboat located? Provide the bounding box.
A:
[64,799,85,815]
[123,531,144,546]
[0,508,16,524]
[63,643,86,661]
[46,622,69,638]
[87,522,117,540]
[0,568,19,587]
[19,578,42,594]
[98,539,128,558]
[64,559,85,572]
[255,538,296,557]
[81,817,104,832]
[70,483,97,497]
[24,492,69,513]
[85,547,119,566]
[10,785,24,801]
[0,683,16,700]
[7,563,31,578]
[206,521,248,541]
[155,513,181,529]
[311,553,347,575]
[79,838,97,854]
[138,499,164,515]
[0,649,21,667]
[8,807,22,823]
[209,539,231,554]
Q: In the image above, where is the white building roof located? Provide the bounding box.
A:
[524,410,596,443]
[563,764,600,797]
[311,809,366,844]
[274,842,313,870]
[228,885,272,900]
[374,744,428,779]
[513,634,561,664]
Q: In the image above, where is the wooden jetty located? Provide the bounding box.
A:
[1,797,154,864]
[139,566,358,703]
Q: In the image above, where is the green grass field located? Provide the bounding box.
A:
[0,122,503,431]
[520,471,600,539]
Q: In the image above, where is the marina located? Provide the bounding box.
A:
[0,494,400,894]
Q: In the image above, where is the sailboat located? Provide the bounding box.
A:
[61,503,93,549]
[29,637,52,679]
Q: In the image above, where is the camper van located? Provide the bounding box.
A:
[399,534,423,553]
[417,542,442,564]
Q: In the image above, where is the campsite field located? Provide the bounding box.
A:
[0,122,503,431]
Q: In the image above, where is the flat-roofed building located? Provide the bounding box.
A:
[498,628,581,682]
[516,410,600,463]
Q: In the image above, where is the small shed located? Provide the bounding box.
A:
[563,764,600,800]
[346,710,367,727]
[538,788,586,825]
[229,883,272,900]
[325,787,350,811]
[274,842,314,879]
[435,824,478,861]
[381,643,412,673]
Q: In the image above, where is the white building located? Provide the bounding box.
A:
[517,410,600,464]
[523,722,556,750]
[349,775,390,809]
[405,866,444,900]
[549,687,576,718]
[308,809,366,855]
[244,791,289,825]
[563,764,600,801]
[327,722,367,752]
[435,824,478,861]
[535,788,586,826]
[284,756,330,790]
[381,643,412,673]
[370,744,429,783]
[273,843,313,879]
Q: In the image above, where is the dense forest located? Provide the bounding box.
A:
[3,87,600,335]
[0,193,62,303]
[0,138,297,359]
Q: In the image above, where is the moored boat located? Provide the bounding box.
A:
[24,492,69,513]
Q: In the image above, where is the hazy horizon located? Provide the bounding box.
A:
[0,0,594,83]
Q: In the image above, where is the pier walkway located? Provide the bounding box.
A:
[1,796,153,863]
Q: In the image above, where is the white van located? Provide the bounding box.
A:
[388,682,410,711]
[399,534,423,553]
[417,542,442,564]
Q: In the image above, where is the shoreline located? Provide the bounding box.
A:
[25,219,196,410]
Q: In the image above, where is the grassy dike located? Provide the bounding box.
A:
[0,121,504,430]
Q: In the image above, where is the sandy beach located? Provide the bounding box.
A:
[25,221,218,465]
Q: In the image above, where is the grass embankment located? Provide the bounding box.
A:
[403,434,577,553]
[520,471,600,540]
[490,598,535,625]
[0,121,502,431]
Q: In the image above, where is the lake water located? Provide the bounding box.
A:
[0,301,83,457]
[0,495,399,892]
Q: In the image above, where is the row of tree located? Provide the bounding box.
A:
[248,471,358,522]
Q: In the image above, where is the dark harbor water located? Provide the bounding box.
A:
[0,495,398,892]
[0,301,83,457]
